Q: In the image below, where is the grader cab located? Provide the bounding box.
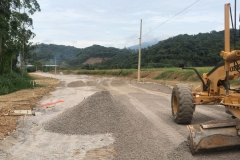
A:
[171,1,240,153]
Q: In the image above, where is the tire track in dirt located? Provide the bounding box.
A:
[128,82,230,121]
[193,106,230,121]
[140,95,226,137]
[128,97,185,145]
[112,81,234,145]
[105,80,185,146]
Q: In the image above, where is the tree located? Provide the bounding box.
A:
[0,0,40,75]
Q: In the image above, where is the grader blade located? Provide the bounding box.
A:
[187,121,240,153]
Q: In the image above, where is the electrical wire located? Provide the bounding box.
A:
[142,0,200,38]
[125,0,200,48]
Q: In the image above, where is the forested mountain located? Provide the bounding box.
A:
[33,43,80,64]
[80,30,240,69]
[33,30,240,69]
[33,44,136,69]
[141,30,226,68]
[66,45,135,67]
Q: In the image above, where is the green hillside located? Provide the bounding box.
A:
[141,31,225,68]
[33,43,80,64]
[66,45,136,68]
[33,30,240,69]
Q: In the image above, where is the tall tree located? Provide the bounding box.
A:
[0,0,40,75]
[0,0,11,74]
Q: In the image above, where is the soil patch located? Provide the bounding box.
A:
[128,71,163,79]
[83,57,103,65]
[0,73,59,139]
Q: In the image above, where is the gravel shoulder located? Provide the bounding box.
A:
[0,72,240,159]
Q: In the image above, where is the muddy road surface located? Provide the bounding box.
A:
[0,73,240,160]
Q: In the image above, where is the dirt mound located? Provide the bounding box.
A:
[67,81,85,87]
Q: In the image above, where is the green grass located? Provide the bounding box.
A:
[230,79,240,86]
[154,67,212,81]
[181,71,194,81]
[154,71,174,79]
[0,72,35,95]
[120,69,136,76]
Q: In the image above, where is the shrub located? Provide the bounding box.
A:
[0,72,34,95]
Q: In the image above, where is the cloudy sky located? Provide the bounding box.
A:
[30,0,239,49]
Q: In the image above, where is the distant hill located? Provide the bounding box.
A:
[32,30,240,69]
[140,30,227,67]
[66,45,136,68]
[32,44,137,69]
[33,43,80,64]
[88,30,240,68]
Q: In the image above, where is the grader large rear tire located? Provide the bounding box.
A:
[171,84,194,124]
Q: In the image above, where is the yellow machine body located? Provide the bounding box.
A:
[173,3,240,153]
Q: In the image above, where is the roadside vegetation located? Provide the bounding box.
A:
[71,67,212,82]
[0,0,41,95]
[230,78,240,86]
[154,67,212,81]
[0,72,34,95]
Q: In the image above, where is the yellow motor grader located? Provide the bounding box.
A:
[171,1,240,153]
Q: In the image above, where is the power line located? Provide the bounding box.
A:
[125,0,200,48]
[142,0,200,38]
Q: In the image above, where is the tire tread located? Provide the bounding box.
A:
[171,84,194,124]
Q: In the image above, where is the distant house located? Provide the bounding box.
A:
[26,65,34,68]
[44,65,58,67]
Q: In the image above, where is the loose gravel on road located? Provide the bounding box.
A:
[44,90,171,159]
[1,73,240,160]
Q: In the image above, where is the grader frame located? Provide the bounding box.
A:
[171,1,240,153]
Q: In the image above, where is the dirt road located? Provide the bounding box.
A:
[0,73,239,159]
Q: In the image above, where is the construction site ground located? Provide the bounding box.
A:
[0,72,240,159]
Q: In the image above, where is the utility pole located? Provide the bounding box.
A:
[11,57,12,73]
[138,19,142,82]
[55,57,56,75]
[20,4,26,76]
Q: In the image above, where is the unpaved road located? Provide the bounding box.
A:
[0,72,240,160]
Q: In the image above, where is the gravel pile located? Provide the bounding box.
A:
[67,80,85,87]
[44,90,171,159]
[44,91,123,135]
